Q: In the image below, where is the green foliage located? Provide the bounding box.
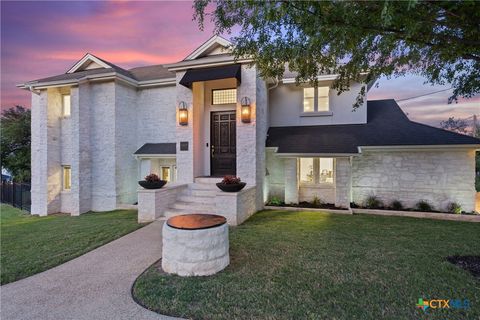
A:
[194,1,480,108]
[268,196,283,206]
[0,106,31,182]
[364,195,383,209]
[390,200,404,211]
[447,202,462,214]
[312,195,323,207]
[415,200,434,212]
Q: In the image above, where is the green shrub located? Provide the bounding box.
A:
[390,200,403,211]
[364,195,383,209]
[415,200,433,212]
[312,195,323,207]
[268,196,283,206]
[447,202,462,214]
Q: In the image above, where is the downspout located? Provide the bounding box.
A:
[27,84,41,95]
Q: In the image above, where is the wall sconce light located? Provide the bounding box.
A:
[178,101,188,126]
[241,96,251,123]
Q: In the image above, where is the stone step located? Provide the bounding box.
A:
[188,183,219,190]
[194,177,223,184]
[164,206,215,217]
[171,201,215,212]
[178,195,215,204]
[188,189,218,197]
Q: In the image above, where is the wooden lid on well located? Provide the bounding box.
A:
[167,214,227,230]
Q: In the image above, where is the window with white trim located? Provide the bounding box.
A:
[212,88,237,104]
[299,158,334,184]
[63,165,71,190]
[62,95,71,117]
[303,86,329,112]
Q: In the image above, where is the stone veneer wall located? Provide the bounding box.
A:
[215,186,257,225]
[351,150,476,212]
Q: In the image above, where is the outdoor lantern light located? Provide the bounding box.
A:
[241,96,251,123]
[178,101,188,126]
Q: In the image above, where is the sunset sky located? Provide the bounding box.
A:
[1,1,478,127]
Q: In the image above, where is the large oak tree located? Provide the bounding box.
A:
[194,0,480,108]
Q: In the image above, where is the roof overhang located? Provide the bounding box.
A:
[17,72,176,90]
[179,64,241,88]
[134,154,176,159]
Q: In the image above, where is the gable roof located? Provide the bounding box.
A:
[183,35,232,60]
[266,100,480,154]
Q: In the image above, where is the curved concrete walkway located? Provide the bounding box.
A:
[1,220,179,320]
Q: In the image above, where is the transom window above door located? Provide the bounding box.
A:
[212,88,237,105]
[303,86,329,112]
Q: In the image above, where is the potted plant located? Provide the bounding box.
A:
[216,175,246,192]
[138,173,167,189]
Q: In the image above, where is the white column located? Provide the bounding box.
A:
[175,71,194,184]
[30,90,48,216]
[284,158,299,204]
[335,157,352,208]
[70,84,92,215]
[140,159,152,179]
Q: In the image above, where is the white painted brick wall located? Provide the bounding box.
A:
[335,157,351,208]
[351,150,476,212]
[215,186,257,225]
[284,158,299,204]
[115,82,138,205]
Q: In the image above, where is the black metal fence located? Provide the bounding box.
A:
[0,181,31,212]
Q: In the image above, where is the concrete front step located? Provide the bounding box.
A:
[164,206,215,218]
[194,177,223,184]
[178,195,214,204]
[188,189,218,197]
[171,201,215,212]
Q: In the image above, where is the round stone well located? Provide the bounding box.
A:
[162,214,229,276]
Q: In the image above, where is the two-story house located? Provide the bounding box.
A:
[19,36,480,222]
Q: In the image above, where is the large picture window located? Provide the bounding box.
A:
[212,88,237,105]
[303,86,330,112]
[299,158,334,184]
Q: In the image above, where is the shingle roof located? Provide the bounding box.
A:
[128,65,174,81]
[134,143,176,155]
[266,99,480,154]
[27,55,174,84]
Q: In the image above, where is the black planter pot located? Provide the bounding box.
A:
[138,180,167,189]
[216,182,246,192]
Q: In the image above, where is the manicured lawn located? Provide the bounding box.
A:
[1,204,143,284]
[133,210,480,319]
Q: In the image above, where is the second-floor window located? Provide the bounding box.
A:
[62,95,71,117]
[303,86,329,112]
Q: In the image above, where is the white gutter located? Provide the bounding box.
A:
[18,72,176,91]
[358,145,480,152]
[166,57,252,71]
[275,153,359,158]
[133,154,176,160]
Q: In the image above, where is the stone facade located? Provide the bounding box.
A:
[215,186,257,225]
[137,184,187,223]
[162,223,229,276]
[351,150,476,212]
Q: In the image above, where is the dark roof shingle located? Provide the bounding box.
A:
[266,100,480,154]
[134,143,176,155]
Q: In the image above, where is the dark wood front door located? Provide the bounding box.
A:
[211,111,236,176]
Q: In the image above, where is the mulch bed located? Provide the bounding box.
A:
[446,255,480,279]
[267,202,347,210]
